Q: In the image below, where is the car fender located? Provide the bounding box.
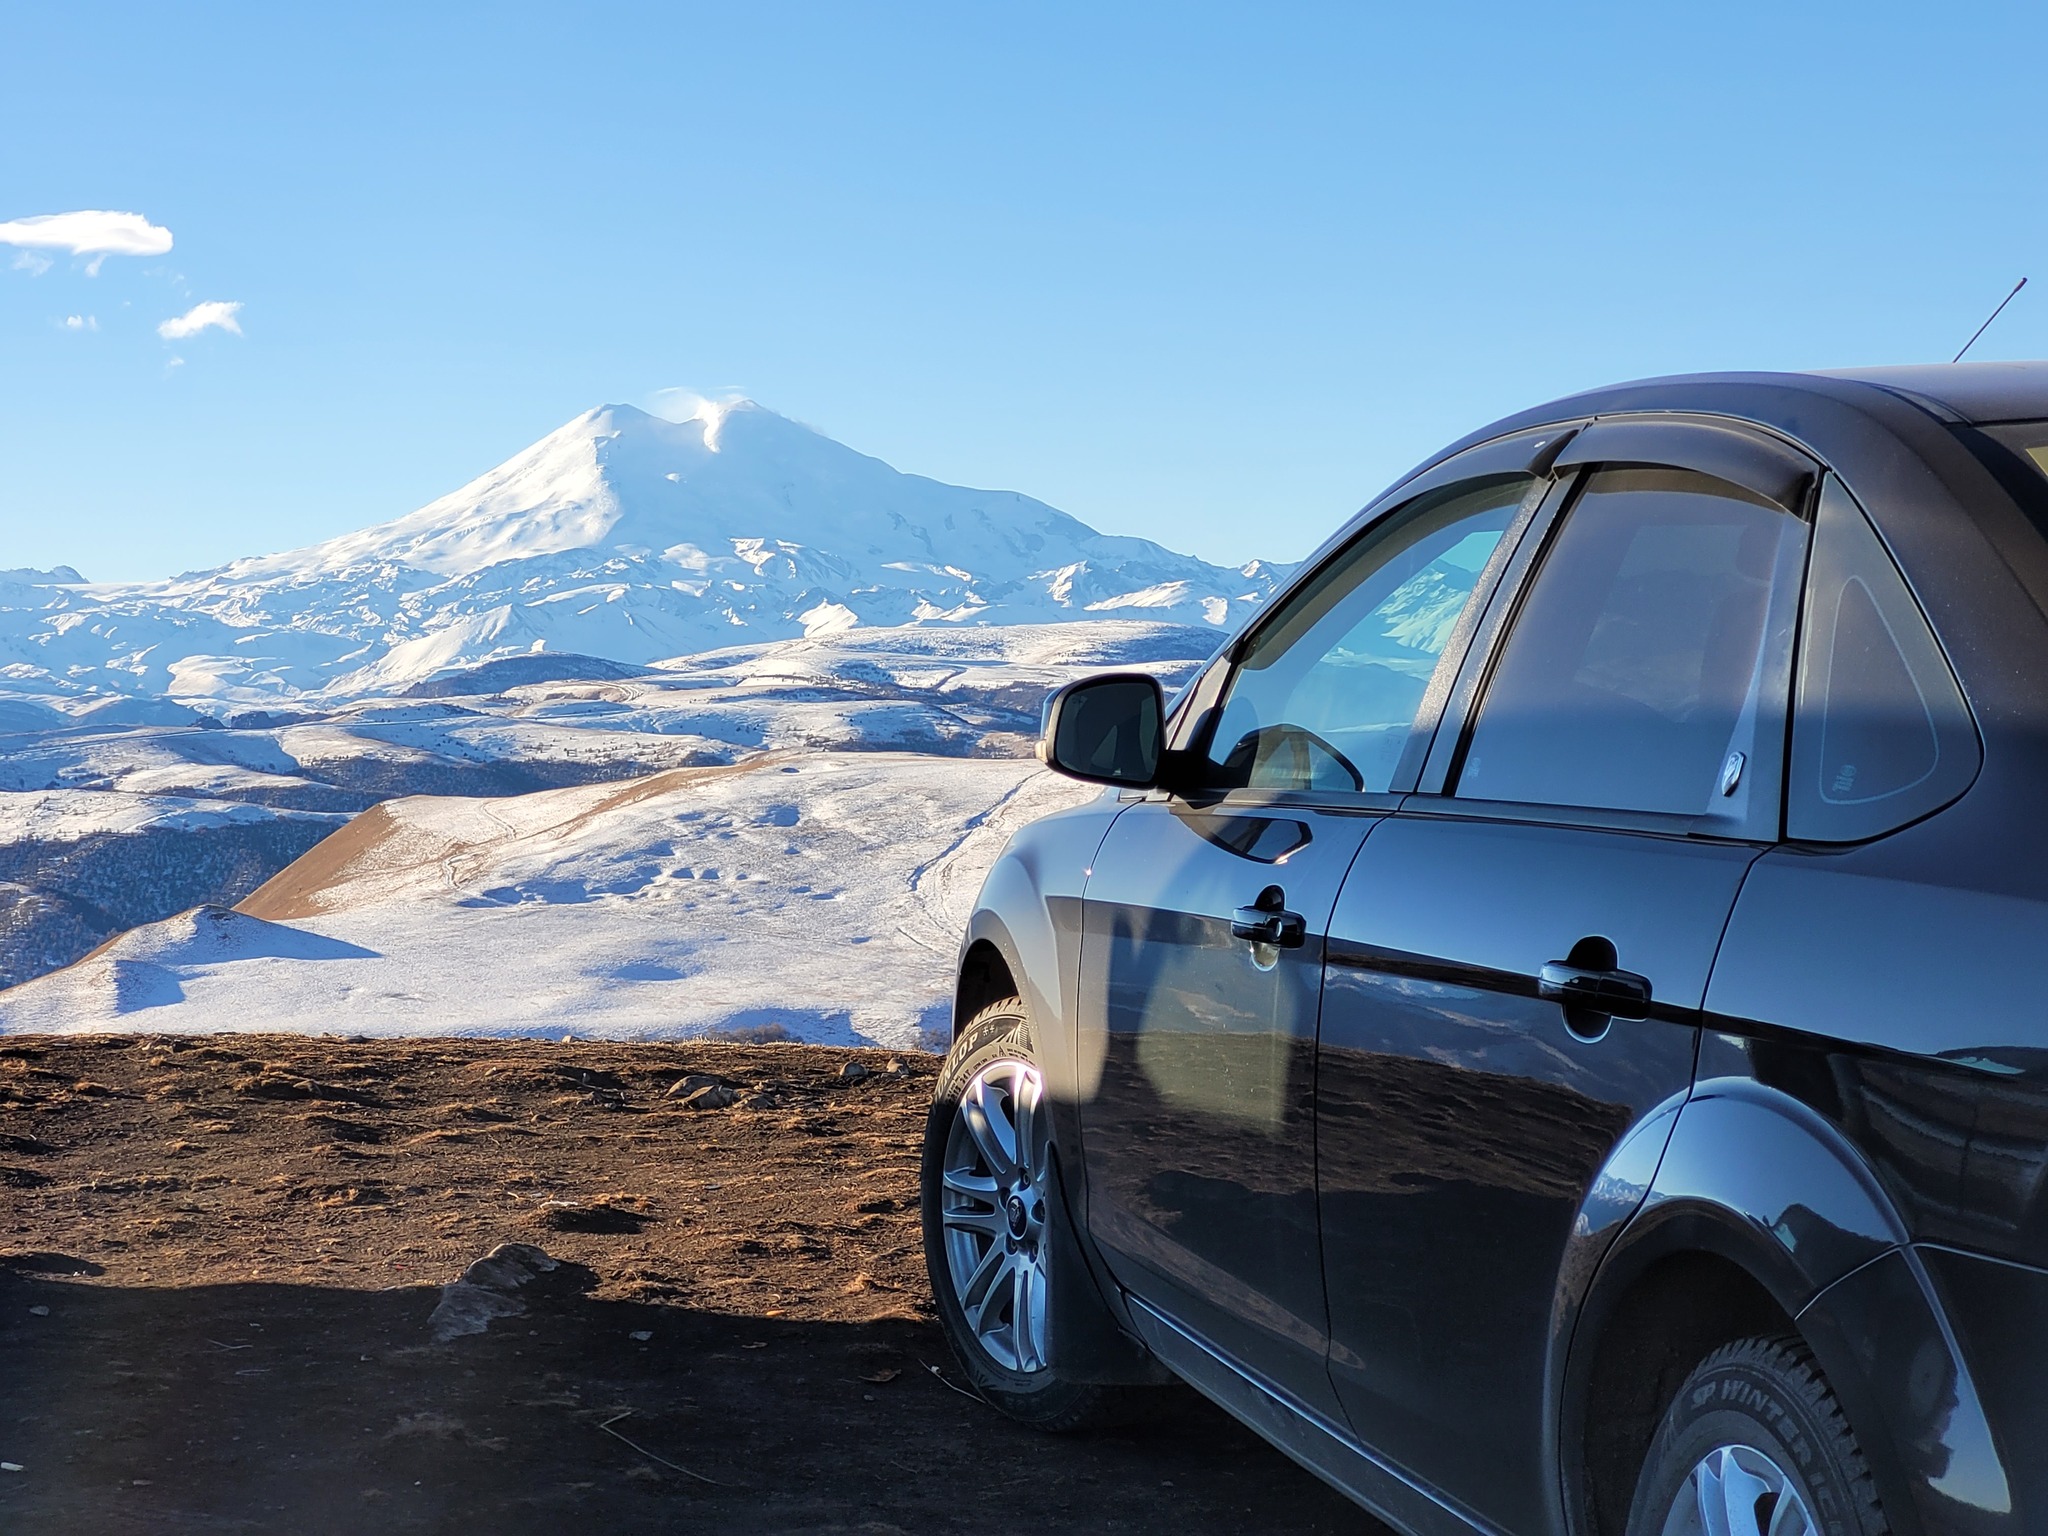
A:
[952,790,1161,1374]
[1620,1076,1908,1304]
[953,790,1125,1107]
[1798,1245,2019,1536]
[1558,1077,2012,1536]
[953,789,1129,1230]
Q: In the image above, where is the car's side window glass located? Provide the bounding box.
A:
[1200,475,1531,794]
[1456,465,1806,821]
[1787,477,1978,842]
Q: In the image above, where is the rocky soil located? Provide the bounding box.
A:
[0,1034,1379,1534]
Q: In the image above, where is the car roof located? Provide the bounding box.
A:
[1424,363,2048,488]
[1814,361,2048,423]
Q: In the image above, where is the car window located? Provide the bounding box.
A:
[1982,420,2048,483]
[1786,477,1979,841]
[1456,465,1806,819]
[1200,475,1530,794]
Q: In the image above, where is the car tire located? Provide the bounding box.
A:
[920,996,1142,1431]
[1626,1334,1888,1536]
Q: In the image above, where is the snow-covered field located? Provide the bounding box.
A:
[0,753,1098,1048]
[0,620,1213,805]
[0,620,1212,990]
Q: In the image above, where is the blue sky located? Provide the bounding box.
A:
[4,2,2046,582]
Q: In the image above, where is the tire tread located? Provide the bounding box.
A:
[1628,1333,1888,1536]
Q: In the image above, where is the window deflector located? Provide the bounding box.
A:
[1551,417,1815,513]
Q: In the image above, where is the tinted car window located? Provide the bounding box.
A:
[1201,475,1529,793]
[1787,476,1979,841]
[1982,420,2048,484]
[1458,466,1805,818]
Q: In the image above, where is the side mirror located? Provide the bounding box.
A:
[1039,673,1164,788]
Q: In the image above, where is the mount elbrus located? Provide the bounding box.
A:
[0,401,1287,707]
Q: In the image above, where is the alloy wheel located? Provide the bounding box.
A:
[938,1058,1051,1373]
[1659,1444,1819,1536]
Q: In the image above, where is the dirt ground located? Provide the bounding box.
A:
[0,1034,1380,1534]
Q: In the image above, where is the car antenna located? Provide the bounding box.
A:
[1952,276,2028,362]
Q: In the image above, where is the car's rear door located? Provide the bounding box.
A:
[1314,420,1816,1532]
[1076,441,1553,1416]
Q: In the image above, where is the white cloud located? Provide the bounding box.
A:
[648,387,754,451]
[11,251,53,276]
[157,300,242,340]
[62,314,97,331]
[0,210,173,258]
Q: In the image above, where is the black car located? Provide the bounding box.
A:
[919,364,2048,1536]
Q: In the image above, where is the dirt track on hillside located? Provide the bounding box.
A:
[0,1035,1377,1534]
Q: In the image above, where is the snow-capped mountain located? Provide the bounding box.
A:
[2,399,1286,704]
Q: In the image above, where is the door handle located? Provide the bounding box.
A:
[1538,961,1652,1020]
[1231,885,1305,948]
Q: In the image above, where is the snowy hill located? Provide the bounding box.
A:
[0,754,1098,1048]
[1,398,1284,705]
[0,620,1214,988]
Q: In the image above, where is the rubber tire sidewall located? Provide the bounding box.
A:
[1626,1337,1887,1536]
[921,999,1108,1431]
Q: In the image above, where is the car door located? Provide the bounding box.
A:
[1314,420,1815,1533]
[1076,450,1549,1415]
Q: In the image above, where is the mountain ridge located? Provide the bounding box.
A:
[1,399,1286,704]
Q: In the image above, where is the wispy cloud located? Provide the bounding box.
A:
[157,300,242,340]
[62,314,97,331]
[0,210,173,258]
[12,250,53,276]
[648,387,754,450]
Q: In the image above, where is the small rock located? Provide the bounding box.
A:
[665,1074,731,1101]
[839,1060,869,1082]
[677,1083,737,1111]
[27,1306,48,1317]
[630,1330,652,1342]
[426,1243,560,1342]
[884,1059,908,1077]
[1,1462,22,1473]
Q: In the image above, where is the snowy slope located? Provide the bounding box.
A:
[0,754,1099,1048]
[0,620,1214,806]
[0,789,348,989]
[1,399,1284,704]
[0,620,1211,989]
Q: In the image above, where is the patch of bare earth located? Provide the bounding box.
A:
[0,1035,1375,1534]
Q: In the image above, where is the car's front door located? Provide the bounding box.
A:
[1315,426,1814,1532]
[1077,463,1543,1414]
